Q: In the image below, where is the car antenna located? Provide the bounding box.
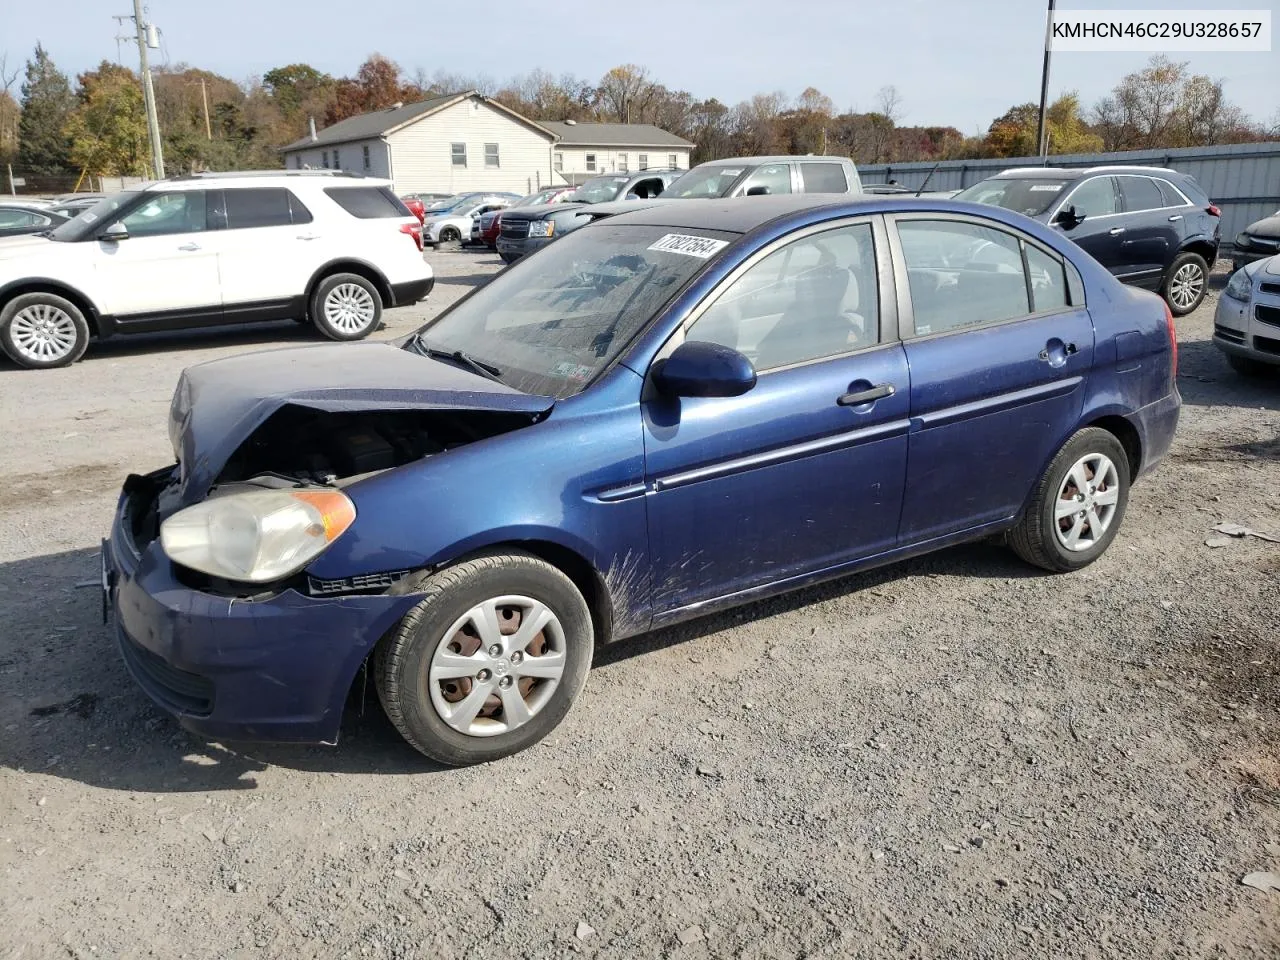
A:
[914,162,941,198]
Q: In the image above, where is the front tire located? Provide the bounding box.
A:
[1162,252,1208,316]
[1227,354,1275,378]
[375,551,594,766]
[439,226,461,244]
[1008,427,1131,572]
[310,273,382,341]
[0,292,90,369]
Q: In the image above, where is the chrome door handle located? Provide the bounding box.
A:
[177,242,201,251]
[838,383,895,406]
[296,234,321,241]
[1167,215,1183,222]
[1038,342,1078,361]
[1108,227,1126,235]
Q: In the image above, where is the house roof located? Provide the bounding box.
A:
[539,122,694,149]
[281,92,557,152]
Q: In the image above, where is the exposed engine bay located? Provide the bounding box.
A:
[214,404,540,487]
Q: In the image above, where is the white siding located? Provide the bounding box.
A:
[283,138,391,179]
[553,145,691,181]
[387,98,554,195]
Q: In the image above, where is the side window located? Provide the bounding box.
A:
[1155,178,1187,207]
[1024,244,1068,313]
[742,163,793,196]
[629,178,664,199]
[686,223,879,372]
[638,154,649,170]
[585,154,596,172]
[0,209,40,228]
[451,143,466,167]
[1064,176,1117,217]
[897,220,1029,335]
[799,162,848,193]
[324,186,412,218]
[1118,176,1164,213]
[223,188,298,229]
[120,191,207,237]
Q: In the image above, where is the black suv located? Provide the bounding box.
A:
[955,166,1221,315]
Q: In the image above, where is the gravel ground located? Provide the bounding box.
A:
[1,251,1278,959]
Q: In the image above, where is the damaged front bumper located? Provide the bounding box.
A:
[104,468,422,745]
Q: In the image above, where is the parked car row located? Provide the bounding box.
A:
[0,171,433,368]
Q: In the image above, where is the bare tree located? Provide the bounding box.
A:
[596,64,656,123]
[0,53,19,94]
[876,85,903,125]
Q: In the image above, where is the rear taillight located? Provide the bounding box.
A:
[1163,302,1178,379]
[1206,204,1221,217]
[400,221,423,251]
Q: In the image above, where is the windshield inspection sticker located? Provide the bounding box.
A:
[648,234,730,259]
[1028,184,1063,192]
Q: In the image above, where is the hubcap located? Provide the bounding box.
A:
[9,303,78,363]
[1169,263,1204,309]
[323,283,376,334]
[427,596,566,737]
[1054,453,1120,552]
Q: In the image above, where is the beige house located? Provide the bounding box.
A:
[281,94,696,195]
[281,92,559,196]
[541,121,694,185]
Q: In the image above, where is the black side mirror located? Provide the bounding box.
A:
[1054,204,1083,228]
[653,341,757,398]
[100,221,129,242]
[745,185,770,197]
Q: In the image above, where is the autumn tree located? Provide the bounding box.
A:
[64,61,149,177]
[595,64,656,124]
[17,43,74,174]
[985,93,1101,157]
[324,54,417,125]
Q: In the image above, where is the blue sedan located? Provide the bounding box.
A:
[105,195,1180,765]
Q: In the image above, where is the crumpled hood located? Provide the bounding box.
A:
[1244,214,1280,240]
[171,341,554,504]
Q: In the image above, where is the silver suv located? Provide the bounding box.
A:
[662,156,863,199]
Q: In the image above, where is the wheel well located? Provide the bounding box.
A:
[514,541,614,645]
[1088,415,1142,478]
[1179,240,1217,268]
[0,282,101,337]
[307,262,393,313]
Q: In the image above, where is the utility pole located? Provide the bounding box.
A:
[200,78,211,140]
[1035,0,1056,160]
[124,0,165,178]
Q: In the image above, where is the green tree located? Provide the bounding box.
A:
[985,93,1102,157]
[17,43,74,174]
[65,62,149,177]
[262,63,333,118]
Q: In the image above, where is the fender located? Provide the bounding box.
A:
[0,276,106,334]
[304,257,393,307]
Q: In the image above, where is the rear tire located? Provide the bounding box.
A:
[1162,252,1208,316]
[0,292,90,369]
[310,273,382,341]
[375,551,594,766]
[1008,427,1131,572]
[1227,354,1275,378]
[439,226,461,244]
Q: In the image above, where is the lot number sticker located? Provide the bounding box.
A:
[648,234,729,259]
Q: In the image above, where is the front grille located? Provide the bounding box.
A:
[500,219,530,239]
[307,570,411,596]
[1260,282,1280,297]
[1256,304,1280,328]
[118,628,214,715]
[1215,325,1246,345]
[1254,334,1280,356]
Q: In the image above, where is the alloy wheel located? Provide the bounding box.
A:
[1169,262,1204,310]
[323,283,376,334]
[8,303,79,364]
[1054,453,1120,552]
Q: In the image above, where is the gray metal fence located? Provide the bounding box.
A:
[860,141,1280,251]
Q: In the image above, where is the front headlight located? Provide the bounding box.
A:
[528,220,555,238]
[1224,268,1252,302]
[160,488,356,583]
[1235,232,1253,248]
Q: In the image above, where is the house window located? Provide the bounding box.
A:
[554,152,564,172]
[585,153,596,172]
[485,143,499,168]
[333,149,340,170]
[617,152,628,173]
[669,153,677,168]
[294,155,302,169]
[451,143,466,167]
[362,145,371,171]
[638,154,649,170]
[321,151,329,169]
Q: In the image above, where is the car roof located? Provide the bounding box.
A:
[141,171,394,192]
[599,195,880,233]
[988,165,1184,181]
[694,156,851,167]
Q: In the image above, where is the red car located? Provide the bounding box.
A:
[401,196,426,224]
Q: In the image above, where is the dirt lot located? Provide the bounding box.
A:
[1,250,1278,959]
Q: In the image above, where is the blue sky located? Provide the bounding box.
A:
[5,0,1278,133]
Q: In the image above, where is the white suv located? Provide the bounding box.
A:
[0,171,434,369]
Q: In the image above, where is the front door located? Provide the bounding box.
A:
[95,190,222,326]
[642,218,911,613]
[1054,175,1124,277]
[890,215,1095,543]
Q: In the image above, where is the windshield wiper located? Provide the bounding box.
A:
[415,338,503,382]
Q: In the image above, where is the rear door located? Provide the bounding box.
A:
[797,161,851,194]
[210,187,317,321]
[1053,176,1124,276]
[890,214,1095,543]
[1115,174,1178,289]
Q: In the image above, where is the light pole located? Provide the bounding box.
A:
[1035,0,1056,160]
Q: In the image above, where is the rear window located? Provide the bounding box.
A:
[799,162,848,193]
[324,186,412,219]
[1118,176,1164,213]
[222,188,312,228]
